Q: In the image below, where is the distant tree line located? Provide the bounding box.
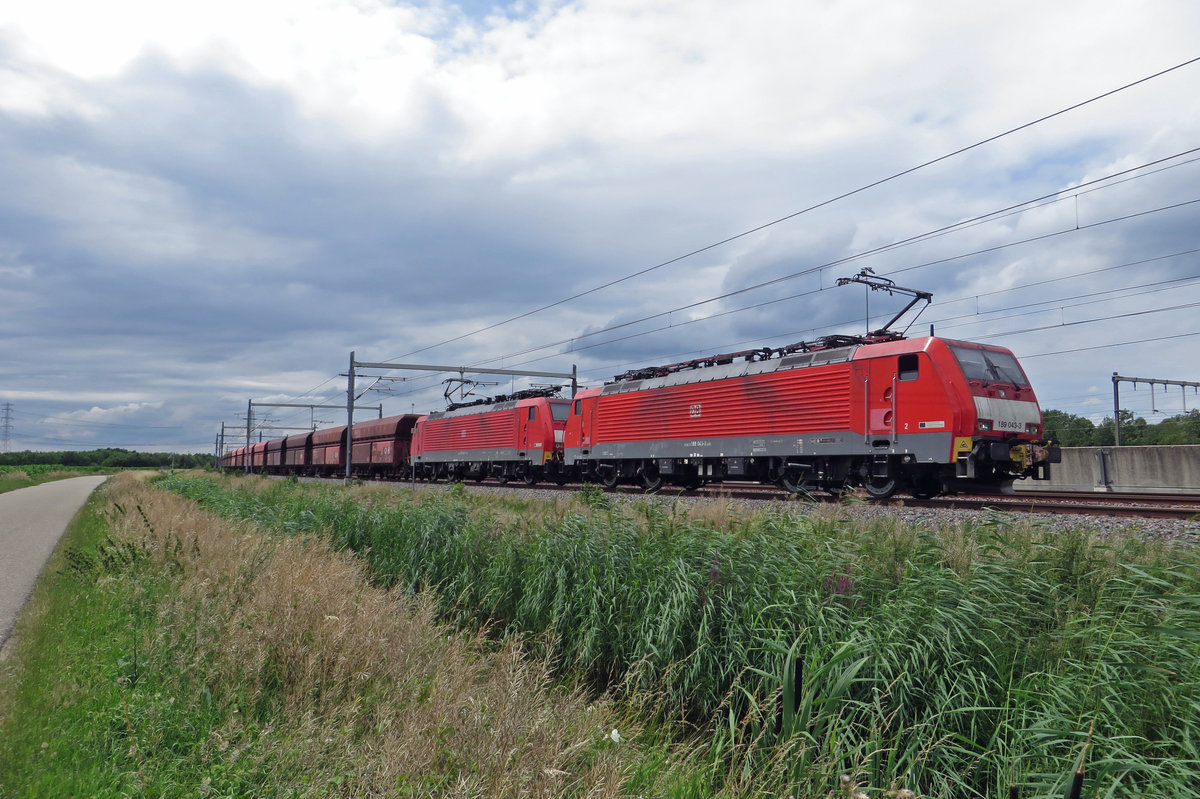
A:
[0,448,211,469]
[1043,409,1200,447]
[2,417,1193,469]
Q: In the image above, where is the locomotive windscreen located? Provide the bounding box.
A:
[949,345,1030,388]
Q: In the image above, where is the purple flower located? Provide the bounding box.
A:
[825,572,854,596]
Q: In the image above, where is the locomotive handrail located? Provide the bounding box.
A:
[610,271,933,383]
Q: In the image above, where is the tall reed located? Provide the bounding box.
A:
[160,474,1200,798]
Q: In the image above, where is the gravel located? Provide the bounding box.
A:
[394,480,1200,546]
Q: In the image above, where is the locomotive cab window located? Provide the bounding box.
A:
[950,345,1030,387]
[551,402,569,422]
[527,407,537,421]
[574,400,582,416]
[898,354,919,381]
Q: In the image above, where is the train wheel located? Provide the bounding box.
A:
[640,463,662,492]
[523,469,539,486]
[600,467,619,490]
[779,469,806,495]
[910,470,942,499]
[863,476,897,499]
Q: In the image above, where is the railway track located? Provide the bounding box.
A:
[689,484,1200,520]
[307,474,1200,522]
[909,492,1200,521]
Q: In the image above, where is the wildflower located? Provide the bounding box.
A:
[825,572,854,595]
[609,728,621,744]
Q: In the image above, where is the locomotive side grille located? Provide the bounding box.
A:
[594,367,852,441]
[421,412,517,450]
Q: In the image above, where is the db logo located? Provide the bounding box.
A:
[689,404,702,418]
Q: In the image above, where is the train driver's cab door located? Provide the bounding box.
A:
[520,405,536,458]
[868,353,920,442]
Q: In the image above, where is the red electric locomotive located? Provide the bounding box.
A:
[410,389,570,484]
[564,334,1058,497]
[563,273,1059,498]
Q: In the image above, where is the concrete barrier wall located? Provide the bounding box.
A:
[1012,445,1200,494]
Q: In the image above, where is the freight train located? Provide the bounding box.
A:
[222,276,1061,498]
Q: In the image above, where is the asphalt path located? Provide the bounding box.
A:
[0,476,109,653]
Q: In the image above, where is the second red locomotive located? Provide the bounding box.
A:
[410,391,570,484]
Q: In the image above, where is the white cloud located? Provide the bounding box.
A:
[2,154,313,269]
[2,0,1199,449]
[0,389,151,404]
[52,402,163,423]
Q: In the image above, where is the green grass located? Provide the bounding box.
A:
[0,464,115,494]
[157,473,1200,798]
[1,473,686,798]
[0,484,185,797]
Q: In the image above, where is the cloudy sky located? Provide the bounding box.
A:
[1,0,1198,453]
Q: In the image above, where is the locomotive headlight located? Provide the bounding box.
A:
[1025,423,1041,435]
[977,419,993,432]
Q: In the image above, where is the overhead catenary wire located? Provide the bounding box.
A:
[271,67,1200,417]
[929,273,1200,333]
[384,56,1200,364]
[971,301,1200,341]
[378,268,1199,402]
[1024,330,1200,360]
[450,194,1200,374]
[365,167,1199,412]
[386,149,1200,390]
[248,58,1200,422]
[284,146,1199,420]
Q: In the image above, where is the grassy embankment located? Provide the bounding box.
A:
[4,471,1199,797]
[0,473,653,798]
[160,474,1200,797]
[0,464,112,494]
